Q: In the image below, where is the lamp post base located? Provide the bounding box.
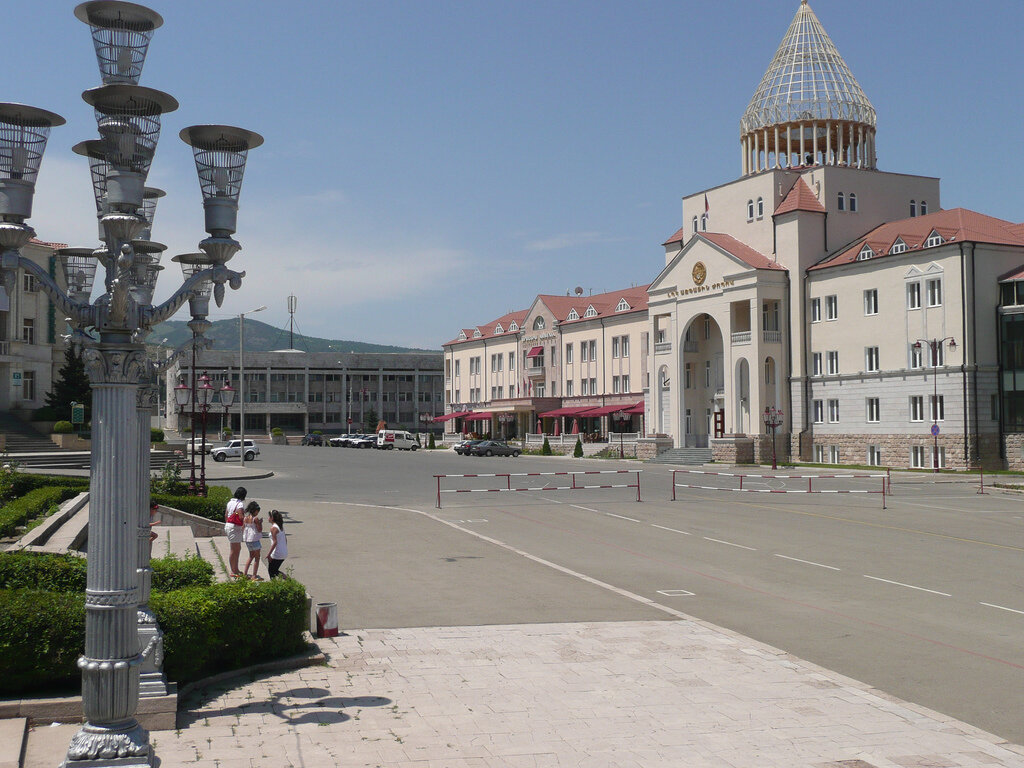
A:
[62,721,152,768]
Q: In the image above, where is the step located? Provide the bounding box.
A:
[0,717,26,768]
[39,504,90,553]
[151,525,197,560]
[22,723,78,768]
[13,492,89,550]
[195,535,234,581]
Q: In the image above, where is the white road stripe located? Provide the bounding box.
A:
[570,504,601,513]
[651,524,691,535]
[863,575,950,596]
[774,554,840,571]
[606,512,640,522]
[704,537,756,551]
[980,602,1024,616]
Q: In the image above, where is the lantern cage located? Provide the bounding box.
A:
[173,252,213,300]
[180,125,264,203]
[82,84,177,177]
[57,247,100,303]
[139,185,164,238]
[75,1,163,86]
[0,103,66,185]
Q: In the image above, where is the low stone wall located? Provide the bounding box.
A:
[636,437,673,460]
[712,436,754,464]
[51,433,90,450]
[154,504,223,537]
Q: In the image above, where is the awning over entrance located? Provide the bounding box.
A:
[580,403,636,417]
[463,411,494,422]
[621,401,645,415]
[433,411,470,423]
[538,406,596,418]
[526,346,544,358]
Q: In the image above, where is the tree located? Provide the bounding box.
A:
[364,408,379,434]
[45,347,92,418]
[541,437,552,456]
[573,438,583,458]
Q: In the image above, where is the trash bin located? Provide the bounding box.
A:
[315,602,338,638]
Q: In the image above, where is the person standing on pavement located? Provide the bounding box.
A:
[224,487,247,578]
[242,501,264,580]
[267,509,288,579]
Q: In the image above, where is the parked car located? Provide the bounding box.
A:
[467,440,521,457]
[453,439,483,455]
[185,437,213,454]
[211,439,260,462]
[348,434,376,449]
[376,430,419,450]
[301,433,323,446]
[328,434,356,447]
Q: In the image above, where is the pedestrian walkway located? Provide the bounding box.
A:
[150,620,1024,768]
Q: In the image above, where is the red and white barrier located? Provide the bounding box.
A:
[434,469,642,509]
[670,468,889,509]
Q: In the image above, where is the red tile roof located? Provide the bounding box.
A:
[30,238,69,249]
[774,178,826,215]
[537,284,651,326]
[698,233,785,271]
[662,226,687,246]
[444,310,529,347]
[810,208,1024,271]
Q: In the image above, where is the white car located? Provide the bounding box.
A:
[211,439,260,462]
[185,437,214,454]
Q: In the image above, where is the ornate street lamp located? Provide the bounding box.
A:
[762,406,784,470]
[0,4,263,766]
[913,337,956,472]
[498,412,515,440]
[220,380,236,437]
[614,410,629,458]
[196,372,215,495]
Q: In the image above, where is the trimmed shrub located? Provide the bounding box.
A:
[573,438,584,458]
[0,551,214,593]
[10,474,89,497]
[428,433,436,449]
[0,487,78,538]
[150,553,214,591]
[150,577,308,683]
[0,589,85,695]
[151,427,165,443]
[151,485,232,523]
[53,421,74,434]
[271,427,284,436]
[541,437,552,456]
[31,405,62,422]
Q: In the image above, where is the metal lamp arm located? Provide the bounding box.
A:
[10,255,95,328]
[146,264,246,326]
[154,336,214,374]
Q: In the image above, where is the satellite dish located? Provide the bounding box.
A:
[574,286,584,296]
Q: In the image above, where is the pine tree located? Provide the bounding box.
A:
[45,347,92,418]
[573,438,583,458]
[364,408,379,434]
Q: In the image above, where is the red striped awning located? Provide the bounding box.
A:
[621,401,645,414]
[538,406,599,418]
[433,411,470,422]
[463,411,494,422]
[579,403,635,417]
[526,346,543,358]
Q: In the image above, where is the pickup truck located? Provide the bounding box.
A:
[211,439,260,462]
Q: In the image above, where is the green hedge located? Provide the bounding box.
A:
[151,485,231,522]
[53,420,74,434]
[0,487,78,538]
[150,554,214,591]
[151,427,164,443]
[0,552,214,593]
[0,589,85,694]
[9,474,89,497]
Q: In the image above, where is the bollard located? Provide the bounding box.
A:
[315,602,339,638]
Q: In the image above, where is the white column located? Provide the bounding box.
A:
[763,128,769,171]
[826,121,832,166]
[773,126,780,168]
[858,126,865,168]
[742,136,748,176]
[812,121,818,164]
[786,126,792,167]
[799,123,805,165]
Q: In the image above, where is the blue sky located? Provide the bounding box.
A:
[11,1,1024,348]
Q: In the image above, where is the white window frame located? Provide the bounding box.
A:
[812,352,822,377]
[910,395,924,422]
[810,297,821,323]
[589,377,597,395]
[849,193,857,212]
[926,231,943,248]
[865,346,879,373]
[932,446,945,468]
[829,445,840,463]
[584,306,597,318]
[814,445,825,463]
[622,375,630,392]
[612,375,620,394]
[907,282,921,310]
[580,342,588,363]
[825,295,837,321]
[926,278,942,307]
[21,318,34,345]
[867,445,881,466]
[931,394,945,422]
[813,400,824,424]
[837,192,845,211]
[589,340,597,361]
[616,298,630,312]
[911,445,927,468]
[509,352,515,370]
[612,337,620,359]
[857,244,874,261]
[684,363,692,389]
[565,381,574,397]
[828,399,839,423]
[920,200,928,215]
[866,397,880,423]
[565,343,573,364]
[909,343,923,369]
[826,351,839,375]
[22,370,35,401]
[864,288,878,315]
[756,197,764,217]
[567,309,579,321]
[747,200,754,220]
[621,336,629,357]
[890,239,907,255]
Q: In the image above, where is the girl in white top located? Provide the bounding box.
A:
[267,509,288,579]
[242,501,263,581]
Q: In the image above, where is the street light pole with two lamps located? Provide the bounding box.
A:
[239,305,267,467]
[763,406,784,470]
[913,337,956,472]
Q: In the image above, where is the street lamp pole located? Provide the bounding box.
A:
[239,305,266,467]
[614,410,627,458]
[913,337,956,472]
[220,381,236,438]
[0,6,263,766]
[762,406,784,470]
[196,373,214,495]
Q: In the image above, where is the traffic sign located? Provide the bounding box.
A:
[11,371,21,386]
[930,423,940,436]
[71,402,85,425]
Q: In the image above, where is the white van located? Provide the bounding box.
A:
[376,430,419,450]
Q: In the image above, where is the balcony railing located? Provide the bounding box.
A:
[683,340,698,353]
[731,331,751,345]
[763,330,782,344]
[654,342,672,354]
[0,341,8,356]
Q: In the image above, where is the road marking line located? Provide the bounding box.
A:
[774,554,840,571]
[606,513,640,522]
[704,537,756,551]
[980,602,1024,616]
[570,504,601,513]
[863,575,950,597]
[456,519,489,523]
[651,524,691,535]
[657,589,695,597]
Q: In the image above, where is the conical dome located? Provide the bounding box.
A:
[740,0,877,176]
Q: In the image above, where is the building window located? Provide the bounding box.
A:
[812,352,822,376]
[764,358,773,385]
[567,309,579,321]
[826,351,839,375]
[535,384,545,397]
[622,374,630,392]
[584,306,597,318]
[21,318,34,345]
[910,395,925,422]
[704,361,711,388]
[612,375,621,394]
[909,343,923,369]
[621,336,629,357]
[867,397,880,422]
[920,200,928,215]
[926,231,943,248]
[756,197,764,217]
[566,381,574,397]
[849,193,857,212]
[857,244,874,261]
[813,400,824,424]
[565,343,573,364]
[703,314,711,339]
[509,352,515,370]
[829,445,840,463]
[828,399,839,423]
[491,386,497,400]
[692,216,698,233]
[684,363,692,389]
[612,337,620,358]
[589,377,597,395]
[926,278,942,307]
[810,297,821,323]
[864,289,878,315]
[22,273,38,293]
[580,341,588,362]
[890,239,907,255]
[747,200,754,220]
[910,200,917,217]
[929,343,944,367]
[867,445,882,466]
[865,346,879,372]
[907,282,921,310]
[616,298,630,312]
[931,394,945,422]
[932,446,945,468]
[837,192,845,211]
[814,444,825,462]
[700,214,708,231]
[825,295,837,320]
[589,340,597,361]
[22,370,35,401]
[533,316,545,330]
[911,445,927,468]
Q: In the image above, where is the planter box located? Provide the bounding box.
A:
[271,434,287,445]
[51,434,91,450]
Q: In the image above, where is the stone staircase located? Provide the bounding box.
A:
[0,411,62,453]
[647,447,713,465]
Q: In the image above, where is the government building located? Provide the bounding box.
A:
[443,0,1024,470]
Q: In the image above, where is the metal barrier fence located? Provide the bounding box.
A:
[671,468,889,509]
[434,469,642,509]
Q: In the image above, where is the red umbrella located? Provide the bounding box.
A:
[554,419,560,437]
[536,417,542,434]
[571,419,579,434]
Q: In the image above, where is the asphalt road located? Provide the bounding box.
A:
[236,444,1024,745]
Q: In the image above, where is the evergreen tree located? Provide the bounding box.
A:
[573,438,583,458]
[364,408,379,433]
[45,347,92,418]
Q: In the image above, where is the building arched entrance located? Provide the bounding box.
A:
[679,313,724,447]
[658,366,671,434]
[734,358,750,435]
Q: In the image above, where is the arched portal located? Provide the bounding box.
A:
[679,313,725,447]
[658,366,671,434]
[734,358,750,435]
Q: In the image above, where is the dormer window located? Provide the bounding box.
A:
[746,200,754,220]
[925,231,944,248]
[473,330,482,338]
[457,331,467,340]
[494,324,504,334]
[509,322,518,331]
[756,197,764,217]
[567,309,579,321]
[584,305,598,318]
[889,239,907,255]
[533,317,545,330]
[857,244,875,261]
[837,192,845,211]
[615,298,630,312]
[910,200,917,217]
[849,193,857,212]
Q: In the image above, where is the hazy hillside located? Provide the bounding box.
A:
[147,318,432,354]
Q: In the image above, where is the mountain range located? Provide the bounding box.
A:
[147,318,431,354]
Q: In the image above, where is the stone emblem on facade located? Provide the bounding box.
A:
[692,261,707,286]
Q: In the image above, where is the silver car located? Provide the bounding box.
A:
[211,439,260,462]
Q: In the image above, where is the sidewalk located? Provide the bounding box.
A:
[151,619,1024,768]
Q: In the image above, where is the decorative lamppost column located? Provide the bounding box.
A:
[220,380,236,437]
[419,412,434,443]
[913,337,956,472]
[498,412,514,440]
[762,405,783,470]
[196,373,215,495]
[614,410,628,458]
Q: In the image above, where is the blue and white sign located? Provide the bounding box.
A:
[930,423,940,437]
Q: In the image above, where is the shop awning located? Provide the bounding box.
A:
[526,346,544,358]
[538,406,599,418]
[621,401,645,415]
[463,411,494,422]
[579,403,635,417]
[433,411,470,422]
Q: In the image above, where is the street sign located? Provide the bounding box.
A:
[71,403,85,425]
[931,423,940,436]
[11,371,21,386]
[347,417,352,425]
